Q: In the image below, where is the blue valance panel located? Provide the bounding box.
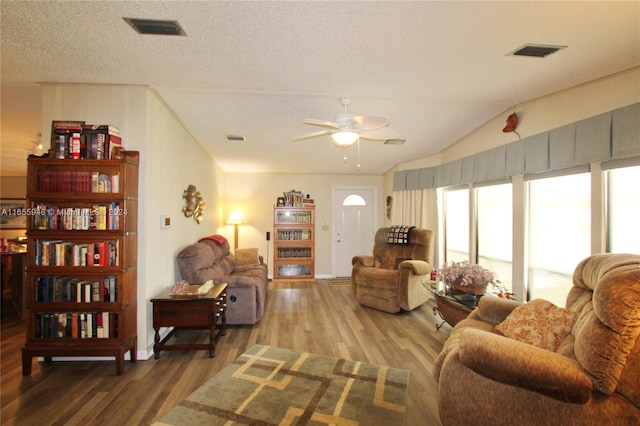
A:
[393,102,639,191]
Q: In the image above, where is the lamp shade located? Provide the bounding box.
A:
[226,211,245,225]
[331,131,359,147]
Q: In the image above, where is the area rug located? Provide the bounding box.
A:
[154,344,409,425]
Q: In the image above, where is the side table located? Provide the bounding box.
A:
[433,293,477,329]
[428,282,481,330]
[151,282,227,358]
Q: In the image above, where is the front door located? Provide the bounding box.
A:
[333,187,376,277]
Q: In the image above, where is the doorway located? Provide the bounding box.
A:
[333,186,377,277]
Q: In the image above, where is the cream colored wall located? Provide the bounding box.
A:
[224,173,384,277]
[0,176,28,240]
[40,84,223,358]
[387,67,640,177]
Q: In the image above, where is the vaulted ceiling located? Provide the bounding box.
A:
[2,1,639,176]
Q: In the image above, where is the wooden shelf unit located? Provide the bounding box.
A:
[22,152,139,376]
[273,206,315,280]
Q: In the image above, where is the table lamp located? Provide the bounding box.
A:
[226,211,244,250]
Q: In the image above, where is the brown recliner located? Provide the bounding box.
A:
[351,227,435,313]
[433,253,640,425]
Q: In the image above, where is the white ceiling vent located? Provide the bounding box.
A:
[225,134,247,142]
[384,139,406,145]
[123,18,187,36]
[507,44,567,58]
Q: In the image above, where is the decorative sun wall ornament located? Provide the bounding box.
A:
[182,184,205,224]
[502,112,521,139]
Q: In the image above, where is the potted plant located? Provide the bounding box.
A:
[438,260,499,295]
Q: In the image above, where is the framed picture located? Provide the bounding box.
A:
[0,198,28,229]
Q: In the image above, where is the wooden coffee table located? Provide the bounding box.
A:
[151,282,227,358]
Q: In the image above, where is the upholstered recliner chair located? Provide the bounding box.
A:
[433,253,640,425]
[351,227,435,313]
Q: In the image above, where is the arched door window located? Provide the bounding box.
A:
[343,194,366,206]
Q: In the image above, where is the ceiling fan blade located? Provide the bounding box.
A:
[359,127,400,141]
[292,129,333,142]
[350,115,389,131]
[303,118,342,129]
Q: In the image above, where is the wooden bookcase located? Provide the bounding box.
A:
[273,206,315,280]
[22,151,139,376]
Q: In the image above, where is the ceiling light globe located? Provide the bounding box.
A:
[331,131,359,147]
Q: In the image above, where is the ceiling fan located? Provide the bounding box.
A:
[292,97,399,147]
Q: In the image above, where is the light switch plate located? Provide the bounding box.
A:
[161,215,172,229]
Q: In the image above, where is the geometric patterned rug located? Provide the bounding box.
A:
[153,344,409,425]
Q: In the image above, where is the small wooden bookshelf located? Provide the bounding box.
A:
[273,206,315,280]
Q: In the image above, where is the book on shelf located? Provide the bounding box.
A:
[35,275,117,303]
[107,134,122,159]
[283,190,304,207]
[33,239,119,267]
[36,170,119,193]
[50,121,122,160]
[35,311,115,339]
[51,121,85,159]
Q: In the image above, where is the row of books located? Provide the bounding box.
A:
[35,312,117,339]
[33,239,119,267]
[32,203,123,231]
[283,190,304,207]
[36,170,119,193]
[51,121,122,160]
[277,229,312,240]
[35,275,117,303]
[277,247,312,258]
[277,212,312,224]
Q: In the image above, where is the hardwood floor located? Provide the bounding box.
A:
[1,279,451,425]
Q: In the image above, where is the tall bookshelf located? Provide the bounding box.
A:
[22,151,139,376]
[273,206,315,280]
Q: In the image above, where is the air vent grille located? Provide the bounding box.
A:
[384,139,406,145]
[507,44,567,58]
[123,18,187,36]
[225,135,247,142]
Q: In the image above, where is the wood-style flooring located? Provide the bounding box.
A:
[1,279,451,425]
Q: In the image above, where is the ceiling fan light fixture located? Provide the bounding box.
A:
[331,131,359,147]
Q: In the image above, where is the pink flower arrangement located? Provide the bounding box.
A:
[438,260,499,287]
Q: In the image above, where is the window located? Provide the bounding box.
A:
[527,172,591,306]
[443,188,469,263]
[607,165,640,253]
[476,183,513,291]
[343,194,366,206]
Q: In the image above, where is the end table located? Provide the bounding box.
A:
[151,282,227,358]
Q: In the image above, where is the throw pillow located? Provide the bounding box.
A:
[495,298,578,351]
[235,248,260,266]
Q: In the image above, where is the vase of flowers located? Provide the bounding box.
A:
[438,260,499,295]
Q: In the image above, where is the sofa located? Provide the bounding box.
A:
[176,235,268,325]
[433,253,640,425]
[351,227,435,313]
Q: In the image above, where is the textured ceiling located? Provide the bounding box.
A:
[2,1,639,176]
